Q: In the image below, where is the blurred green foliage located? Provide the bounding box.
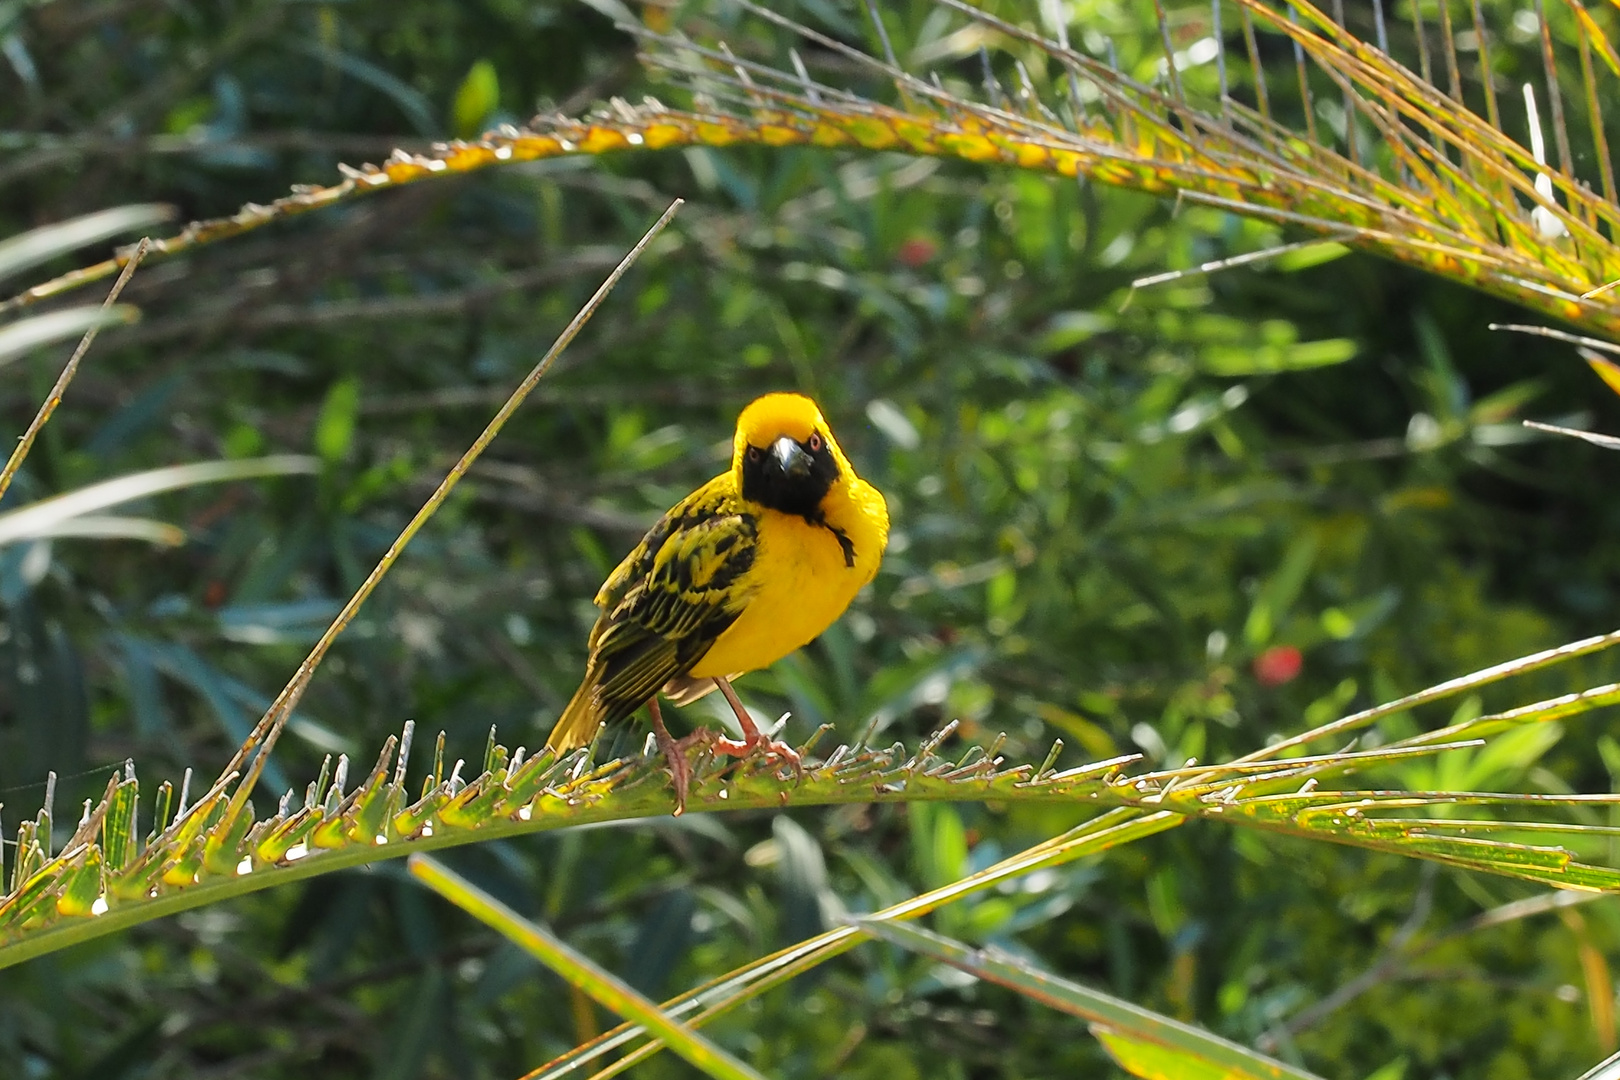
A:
[3,0,1620,1078]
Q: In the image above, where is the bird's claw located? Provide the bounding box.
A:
[652,726,713,816]
[711,732,805,782]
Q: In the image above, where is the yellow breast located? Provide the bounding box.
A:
[689,479,887,678]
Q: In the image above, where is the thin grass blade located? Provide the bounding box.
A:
[0,456,317,546]
[0,306,138,368]
[408,855,767,1080]
[0,204,173,283]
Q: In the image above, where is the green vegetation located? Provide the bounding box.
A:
[4,0,1620,1077]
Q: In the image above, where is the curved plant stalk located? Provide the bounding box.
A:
[1577,1047,1620,1080]
[534,807,1182,1080]
[6,0,1619,340]
[0,728,1141,971]
[3,639,1620,974]
[857,917,1322,1080]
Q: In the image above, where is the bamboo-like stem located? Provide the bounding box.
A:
[1440,0,1463,100]
[1534,0,1574,177]
[1241,6,1271,118]
[1575,6,1618,213]
[0,238,150,504]
[1469,0,1500,129]
[1412,0,1434,84]
[1291,7,1321,145]
[1331,0,1359,165]
[209,201,683,831]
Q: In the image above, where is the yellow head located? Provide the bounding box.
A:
[731,393,854,516]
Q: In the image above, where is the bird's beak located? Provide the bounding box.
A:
[771,436,813,479]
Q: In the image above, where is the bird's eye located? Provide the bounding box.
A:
[746,445,762,462]
[807,433,823,452]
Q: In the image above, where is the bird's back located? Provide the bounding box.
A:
[546,473,752,751]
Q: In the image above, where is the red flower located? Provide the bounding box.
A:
[896,237,938,268]
[1253,645,1303,686]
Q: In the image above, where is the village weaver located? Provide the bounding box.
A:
[545,392,890,812]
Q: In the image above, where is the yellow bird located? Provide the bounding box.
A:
[546,392,889,810]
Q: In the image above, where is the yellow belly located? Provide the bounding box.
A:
[689,508,872,678]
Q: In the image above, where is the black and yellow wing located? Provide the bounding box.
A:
[546,477,759,751]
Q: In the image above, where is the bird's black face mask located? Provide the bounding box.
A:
[740,433,840,520]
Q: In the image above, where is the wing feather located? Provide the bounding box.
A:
[576,478,758,728]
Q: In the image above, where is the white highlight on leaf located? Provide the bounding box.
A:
[0,202,174,284]
[1522,83,1567,239]
[284,843,309,862]
[0,456,318,548]
[90,896,108,916]
[0,306,140,369]
[236,857,253,876]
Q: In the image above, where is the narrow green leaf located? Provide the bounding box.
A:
[0,203,173,284]
[451,59,500,138]
[313,377,360,463]
[54,849,103,918]
[409,855,768,1080]
[1273,241,1352,271]
[1202,337,1358,376]
[855,917,1323,1080]
[0,456,317,546]
[1244,536,1318,647]
[0,305,139,368]
[18,515,184,545]
[100,774,139,872]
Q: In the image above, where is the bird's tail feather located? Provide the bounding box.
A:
[546,680,601,753]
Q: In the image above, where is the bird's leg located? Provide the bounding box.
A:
[647,697,697,816]
[710,677,803,777]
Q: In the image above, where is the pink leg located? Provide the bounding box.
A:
[647,697,697,816]
[710,677,802,776]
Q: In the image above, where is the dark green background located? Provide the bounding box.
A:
[2,0,1618,1076]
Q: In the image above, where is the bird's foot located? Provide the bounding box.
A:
[711,722,804,781]
[649,699,710,816]
[710,680,804,782]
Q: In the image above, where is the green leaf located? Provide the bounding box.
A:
[451,59,499,138]
[855,917,1323,1080]
[1201,338,1359,376]
[1272,241,1351,272]
[313,377,360,463]
[1243,536,1318,647]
